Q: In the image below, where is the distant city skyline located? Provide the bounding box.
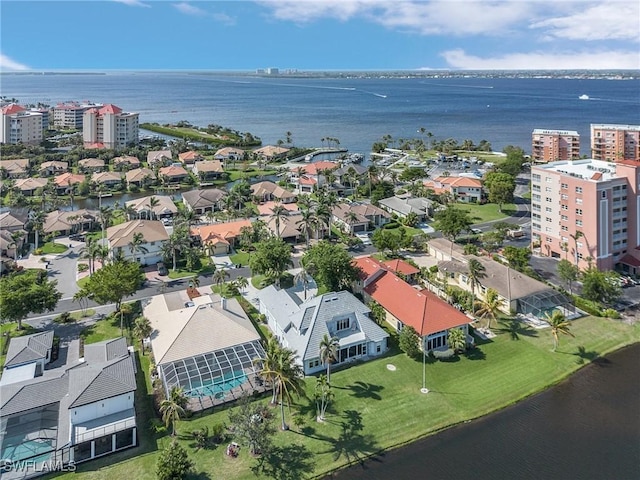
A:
[1,0,639,72]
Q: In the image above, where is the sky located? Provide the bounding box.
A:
[1,0,639,71]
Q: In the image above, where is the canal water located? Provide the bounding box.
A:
[331,343,640,480]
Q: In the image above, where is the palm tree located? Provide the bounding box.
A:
[133,315,152,352]
[447,328,466,353]
[544,310,575,352]
[467,258,487,315]
[160,386,188,436]
[345,211,360,236]
[98,205,113,243]
[315,204,331,240]
[474,288,502,330]
[253,336,282,405]
[296,208,316,249]
[9,231,24,260]
[570,231,583,268]
[269,347,305,431]
[319,334,340,384]
[234,275,248,294]
[28,209,46,249]
[127,232,148,259]
[270,203,288,239]
[314,374,334,422]
[146,196,160,220]
[212,269,229,292]
[294,267,312,300]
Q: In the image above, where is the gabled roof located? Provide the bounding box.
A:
[193,160,223,173]
[298,175,317,185]
[363,269,470,336]
[253,145,289,157]
[0,158,29,174]
[382,258,420,276]
[39,161,68,171]
[0,375,68,416]
[145,294,261,365]
[350,202,390,218]
[126,195,178,215]
[125,167,154,183]
[182,188,227,208]
[15,177,48,192]
[378,196,432,216]
[214,147,244,157]
[54,172,85,187]
[0,211,26,229]
[257,287,388,362]
[159,165,189,178]
[78,158,105,168]
[257,201,299,216]
[113,155,140,166]
[44,209,98,233]
[1,103,26,115]
[251,181,296,200]
[4,331,54,368]
[178,151,202,163]
[431,176,484,188]
[91,171,122,184]
[107,219,169,248]
[98,104,123,115]
[332,204,369,224]
[147,150,173,165]
[294,161,338,176]
[191,220,252,244]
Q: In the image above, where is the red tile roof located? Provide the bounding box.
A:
[1,104,26,115]
[191,220,252,244]
[98,104,122,115]
[620,254,640,267]
[298,176,317,185]
[353,256,384,279]
[364,270,470,336]
[293,161,337,175]
[54,173,85,187]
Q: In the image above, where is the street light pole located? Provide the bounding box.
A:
[420,298,429,394]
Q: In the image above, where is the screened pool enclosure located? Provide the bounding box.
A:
[516,289,574,318]
[159,340,267,411]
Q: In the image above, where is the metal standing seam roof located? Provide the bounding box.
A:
[4,330,54,368]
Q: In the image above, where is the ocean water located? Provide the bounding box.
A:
[2,73,639,156]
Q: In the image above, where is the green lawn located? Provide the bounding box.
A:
[38,242,68,254]
[455,202,517,224]
[0,322,37,371]
[53,315,640,480]
[227,169,277,182]
[79,314,125,345]
[229,250,251,266]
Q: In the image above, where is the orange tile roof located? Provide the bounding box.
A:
[191,220,252,244]
[159,165,188,177]
[98,104,123,115]
[298,176,317,185]
[383,258,420,276]
[296,161,338,175]
[1,104,26,115]
[364,270,470,336]
[353,256,384,279]
[178,151,201,162]
[433,176,483,188]
[54,173,85,187]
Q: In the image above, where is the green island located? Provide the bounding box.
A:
[52,314,639,480]
[140,122,261,147]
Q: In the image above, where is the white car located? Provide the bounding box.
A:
[470,228,482,235]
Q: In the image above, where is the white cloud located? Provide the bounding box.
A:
[173,2,208,16]
[530,3,640,41]
[113,0,151,7]
[439,48,640,70]
[0,54,30,72]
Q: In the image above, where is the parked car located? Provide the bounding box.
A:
[157,262,168,276]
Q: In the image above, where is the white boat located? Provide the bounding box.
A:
[579,94,589,100]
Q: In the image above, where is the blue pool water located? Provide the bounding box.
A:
[187,371,247,399]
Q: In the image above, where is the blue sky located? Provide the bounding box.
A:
[2,0,639,71]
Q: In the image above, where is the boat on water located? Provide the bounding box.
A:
[579,94,589,100]
[340,153,364,165]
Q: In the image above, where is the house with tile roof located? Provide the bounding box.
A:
[191,220,252,255]
[125,167,155,188]
[353,256,473,352]
[192,160,224,180]
[125,195,178,220]
[78,158,105,174]
[251,181,296,204]
[0,337,137,472]
[91,171,123,188]
[289,161,338,192]
[424,176,484,203]
[178,150,203,165]
[213,147,245,164]
[257,287,389,375]
[0,158,30,178]
[143,292,267,411]
[182,188,227,214]
[43,209,98,236]
[378,195,434,221]
[39,161,68,176]
[0,211,27,259]
[107,219,169,265]
[146,150,173,167]
[15,177,48,196]
[54,172,86,193]
[112,155,141,171]
[1,331,55,385]
[159,164,189,184]
[253,145,290,161]
[256,201,299,217]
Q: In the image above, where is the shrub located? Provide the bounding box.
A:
[383,221,399,229]
[54,312,73,324]
[573,296,604,317]
[432,348,456,361]
[602,308,621,319]
[77,263,89,273]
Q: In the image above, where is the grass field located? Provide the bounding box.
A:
[454,202,517,224]
[39,242,68,254]
[54,315,640,480]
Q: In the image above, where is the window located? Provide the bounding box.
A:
[561,204,568,210]
[546,237,552,243]
[532,185,541,192]
[545,197,552,203]
[561,225,568,231]
[545,217,552,223]
[546,177,552,183]
[561,194,568,200]
[561,183,568,189]
[546,207,553,213]
[545,187,552,192]
[336,318,350,331]
[575,186,583,193]
[575,209,582,215]
[577,241,583,249]
[532,194,541,201]
[576,198,582,205]
[532,174,541,182]
[602,191,607,199]
[576,219,583,227]
[561,215,568,221]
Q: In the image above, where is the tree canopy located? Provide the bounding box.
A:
[398,325,421,358]
[581,267,622,305]
[249,238,293,285]
[82,260,142,311]
[156,440,194,480]
[302,241,360,292]
[0,270,62,329]
[433,205,473,244]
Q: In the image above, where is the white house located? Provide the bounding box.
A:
[256,287,389,375]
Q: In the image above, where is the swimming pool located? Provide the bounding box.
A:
[187,370,247,398]
[1,438,54,463]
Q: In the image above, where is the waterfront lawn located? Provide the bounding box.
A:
[52,315,639,480]
[227,169,277,182]
[455,202,516,224]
